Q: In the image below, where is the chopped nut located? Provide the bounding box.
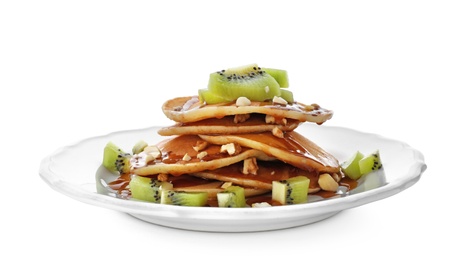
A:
[193,140,208,152]
[220,143,241,156]
[157,173,169,182]
[236,96,251,106]
[311,103,320,109]
[265,115,287,125]
[264,86,270,93]
[265,115,276,124]
[272,96,288,105]
[196,151,208,160]
[272,127,284,138]
[234,113,250,123]
[182,153,191,161]
[304,104,315,111]
[144,146,162,161]
[252,202,272,208]
[221,182,233,189]
[318,173,339,192]
[242,157,258,175]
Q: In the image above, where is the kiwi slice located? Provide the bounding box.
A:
[272,176,309,205]
[262,67,289,88]
[160,190,208,207]
[206,64,281,103]
[129,175,173,203]
[198,88,230,104]
[341,151,365,180]
[217,186,246,208]
[132,140,148,154]
[103,141,131,174]
[359,150,382,175]
[279,88,294,103]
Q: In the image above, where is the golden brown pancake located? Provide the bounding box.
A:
[132,135,274,176]
[199,131,340,174]
[157,114,301,136]
[162,96,333,124]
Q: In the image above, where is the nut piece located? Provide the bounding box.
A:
[157,173,169,182]
[236,96,251,106]
[193,141,208,152]
[265,115,276,124]
[196,151,208,160]
[220,143,241,156]
[221,182,233,189]
[272,127,284,138]
[318,173,339,192]
[252,202,272,208]
[182,153,191,161]
[144,145,162,159]
[272,96,288,105]
[242,157,258,175]
[234,114,250,123]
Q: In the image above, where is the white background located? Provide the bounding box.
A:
[1,0,462,259]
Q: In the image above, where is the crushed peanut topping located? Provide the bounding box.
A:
[234,113,251,123]
[193,140,208,152]
[157,173,169,182]
[242,157,258,175]
[318,173,339,192]
[272,96,288,105]
[272,127,284,138]
[182,153,191,161]
[236,96,251,106]
[265,115,276,124]
[221,182,233,189]
[220,143,241,156]
[196,151,208,160]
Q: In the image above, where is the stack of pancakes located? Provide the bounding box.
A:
[131,96,341,199]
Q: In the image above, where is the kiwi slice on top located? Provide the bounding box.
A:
[206,64,281,103]
[262,67,289,88]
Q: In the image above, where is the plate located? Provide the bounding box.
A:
[39,124,426,232]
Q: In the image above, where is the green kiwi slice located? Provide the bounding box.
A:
[130,175,173,203]
[272,176,309,205]
[341,151,365,180]
[207,64,281,103]
[132,140,148,154]
[359,150,382,175]
[160,190,208,206]
[198,88,230,104]
[262,67,289,88]
[217,186,246,208]
[103,141,132,174]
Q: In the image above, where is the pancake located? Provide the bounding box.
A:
[157,114,301,136]
[199,131,340,174]
[191,160,331,194]
[162,96,333,124]
[132,135,275,176]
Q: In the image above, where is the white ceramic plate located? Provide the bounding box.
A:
[39,124,426,232]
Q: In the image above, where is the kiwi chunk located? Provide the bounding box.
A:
[160,190,208,207]
[272,176,309,205]
[262,67,289,88]
[206,64,281,103]
[341,151,365,180]
[198,88,230,104]
[279,88,294,103]
[103,141,131,174]
[217,186,246,208]
[130,175,173,203]
[359,150,383,175]
[132,140,148,154]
